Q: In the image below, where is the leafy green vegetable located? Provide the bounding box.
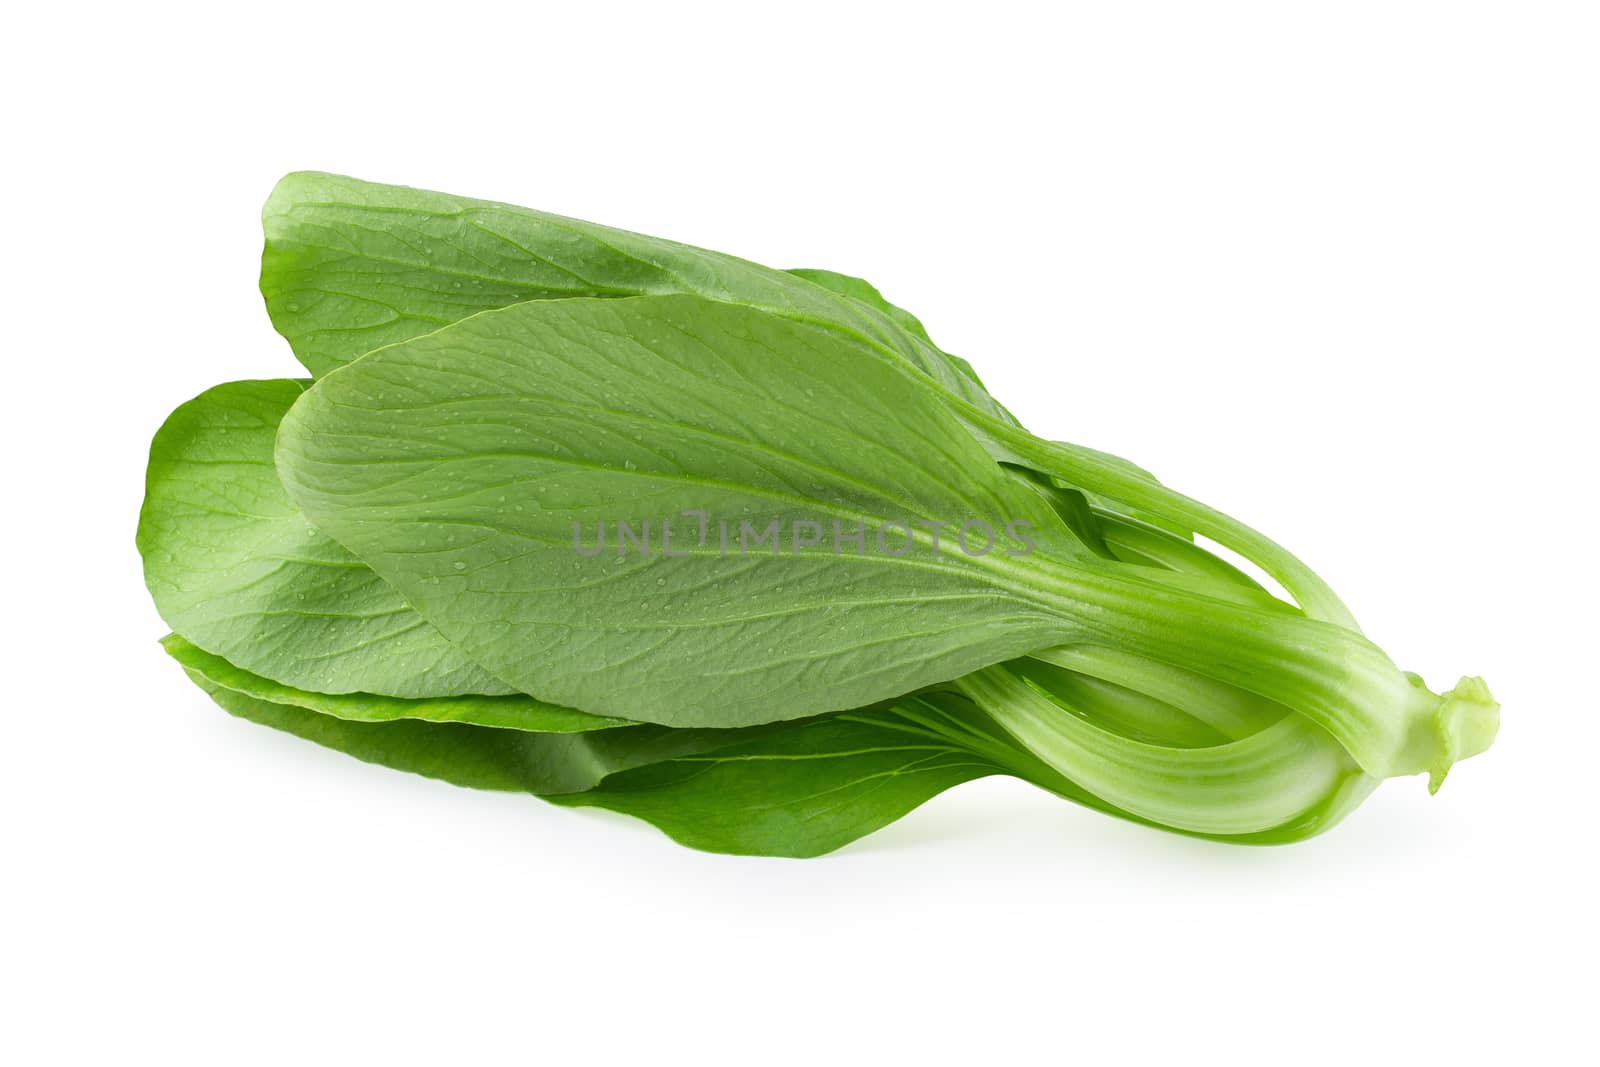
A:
[134,173,1498,857]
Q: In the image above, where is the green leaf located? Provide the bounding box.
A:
[260,172,1008,423]
[138,379,514,697]
[277,294,1074,728]
[174,647,751,795]
[188,669,585,793]
[552,696,1003,858]
[163,633,624,732]
[786,266,1011,416]
[783,267,936,343]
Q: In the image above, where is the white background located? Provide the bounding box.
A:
[5,3,1595,1064]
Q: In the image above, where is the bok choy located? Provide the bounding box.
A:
[135,172,1497,856]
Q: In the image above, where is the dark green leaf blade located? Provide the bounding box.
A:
[187,668,585,793]
[174,651,752,795]
[552,700,1002,858]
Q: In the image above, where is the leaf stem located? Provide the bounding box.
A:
[952,401,1360,629]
